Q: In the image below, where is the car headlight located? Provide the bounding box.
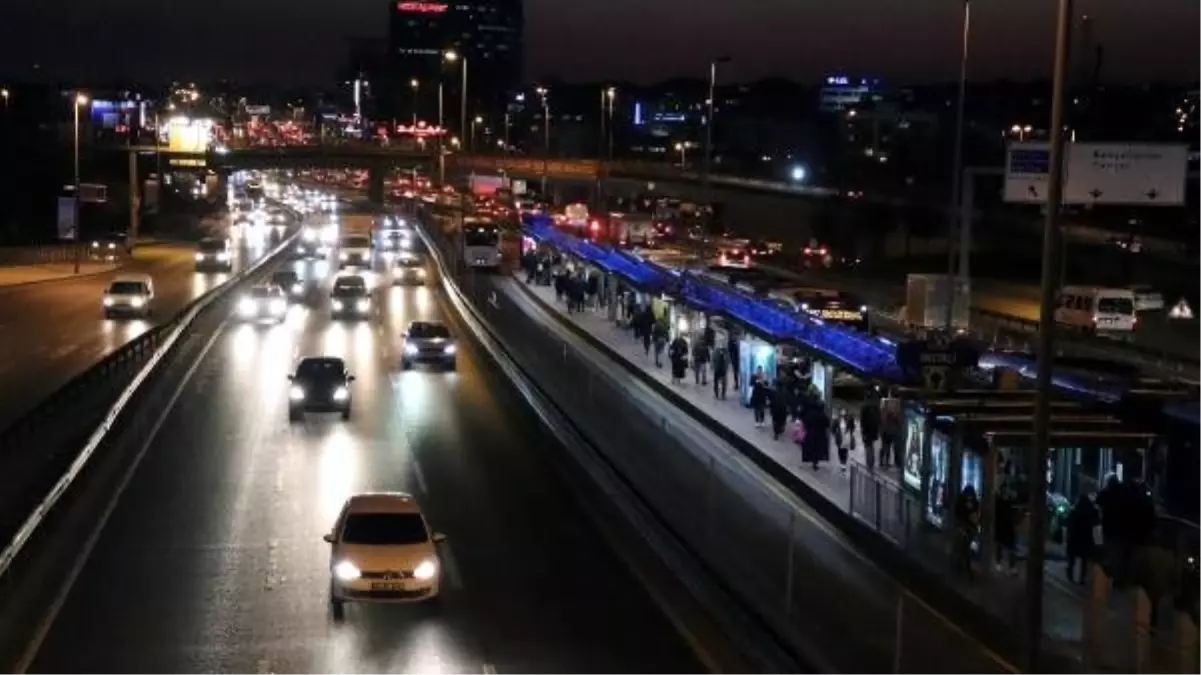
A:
[332,300,344,311]
[289,385,305,401]
[333,560,360,581]
[400,239,412,250]
[291,283,303,294]
[416,268,426,277]
[238,297,257,316]
[102,296,114,307]
[443,344,456,355]
[195,252,205,261]
[333,386,349,401]
[302,230,315,241]
[404,343,418,355]
[413,559,438,581]
[860,305,869,313]
[91,241,100,248]
[356,299,370,312]
[269,299,287,315]
[129,296,145,308]
[339,252,348,261]
[216,252,230,261]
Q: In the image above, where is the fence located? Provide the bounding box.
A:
[0,244,110,267]
[424,219,1014,673]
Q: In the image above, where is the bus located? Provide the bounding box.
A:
[463,224,502,269]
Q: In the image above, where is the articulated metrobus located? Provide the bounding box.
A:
[463,224,502,270]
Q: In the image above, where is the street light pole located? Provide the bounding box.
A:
[536,87,550,194]
[410,79,419,127]
[437,81,445,185]
[73,93,88,273]
[1027,0,1074,670]
[459,58,468,151]
[942,0,971,330]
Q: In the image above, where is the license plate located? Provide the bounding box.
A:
[370,582,404,591]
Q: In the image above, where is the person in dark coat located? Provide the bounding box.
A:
[728,336,741,390]
[832,408,857,474]
[651,320,668,368]
[799,404,830,469]
[711,347,729,400]
[994,489,1019,574]
[1065,493,1100,584]
[954,486,981,579]
[750,368,769,427]
[769,388,789,440]
[859,394,881,470]
[668,335,689,383]
[691,339,710,385]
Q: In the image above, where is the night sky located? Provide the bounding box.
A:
[0,0,1195,85]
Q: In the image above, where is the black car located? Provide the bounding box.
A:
[391,253,427,285]
[272,269,304,298]
[331,275,371,319]
[288,356,355,421]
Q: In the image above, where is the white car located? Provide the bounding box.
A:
[324,492,446,616]
[102,274,154,319]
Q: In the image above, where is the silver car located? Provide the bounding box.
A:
[401,321,456,370]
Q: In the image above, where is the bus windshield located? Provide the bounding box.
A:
[464,229,500,247]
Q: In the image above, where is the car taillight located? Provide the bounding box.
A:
[820,247,828,256]
[804,247,812,255]
[589,220,600,232]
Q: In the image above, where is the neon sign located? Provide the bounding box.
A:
[397,2,448,12]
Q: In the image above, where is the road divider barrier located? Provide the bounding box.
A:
[0,224,300,581]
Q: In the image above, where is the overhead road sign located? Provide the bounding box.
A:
[1004,142,1188,206]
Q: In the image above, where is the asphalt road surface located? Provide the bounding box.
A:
[24,254,701,674]
[0,222,281,430]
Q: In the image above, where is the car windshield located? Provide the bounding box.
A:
[296,359,345,380]
[108,281,146,295]
[199,240,227,252]
[332,278,367,295]
[342,236,370,248]
[341,513,428,545]
[409,323,451,339]
[395,256,422,267]
[272,272,298,284]
[1098,297,1135,315]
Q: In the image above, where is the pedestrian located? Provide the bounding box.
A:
[728,335,741,391]
[668,334,689,384]
[691,338,710,385]
[799,403,830,470]
[769,388,788,440]
[859,392,881,471]
[994,488,1018,574]
[832,408,857,474]
[651,320,668,368]
[954,486,981,579]
[879,398,902,468]
[750,368,768,427]
[711,346,729,400]
[1065,492,1100,584]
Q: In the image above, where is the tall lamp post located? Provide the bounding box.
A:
[702,56,730,215]
[536,87,550,194]
[443,51,467,152]
[436,79,446,185]
[942,0,972,330]
[409,78,419,127]
[1028,0,1075,670]
[605,87,616,162]
[470,115,483,152]
[72,92,90,272]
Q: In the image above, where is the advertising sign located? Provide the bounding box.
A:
[167,116,213,153]
[1004,142,1188,206]
[396,2,447,12]
[57,197,77,240]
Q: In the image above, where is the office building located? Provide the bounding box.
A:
[387,0,524,125]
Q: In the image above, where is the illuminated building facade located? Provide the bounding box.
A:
[387,0,524,123]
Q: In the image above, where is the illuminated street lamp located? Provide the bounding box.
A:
[471,115,483,151]
[72,92,90,271]
[1010,123,1033,140]
[409,78,419,127]
[536,87,551,192]
[674,142,688,168]
[443,50,467,148]
[1,88,9,111]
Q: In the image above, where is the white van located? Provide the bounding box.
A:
[102,274,155,319]
[1053,286,1137,333]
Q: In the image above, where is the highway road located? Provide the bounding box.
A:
[0,219,284,431]
[22,254,702,674]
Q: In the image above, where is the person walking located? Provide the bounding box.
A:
[691,338,710,385]
[668,334,689,384]
[799,403,830,470]
[711,346,729,400]
[1065,492,1100,584]
[750,368,768,427]
[859,392,881,471]
[769,387,789,440]
[832,408,857,475]
[651,319,668,368]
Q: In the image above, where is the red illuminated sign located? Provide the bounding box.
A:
[397,2,448,12]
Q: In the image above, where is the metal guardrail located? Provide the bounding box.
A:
[417,210,1022,672]
[0,245,107,267]
[0,226,298,561]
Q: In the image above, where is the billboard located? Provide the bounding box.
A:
[166,116,214,153]
[57,197,77,240]
[1004,142,1189,206]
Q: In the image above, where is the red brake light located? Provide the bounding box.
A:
[803,247,812,255]
[819,247,828,256]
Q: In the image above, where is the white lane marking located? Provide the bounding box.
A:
[439,541,464,591]
[481,662,497,674]
[14,320,229,674]
[411,456,428,495]
[264,539,280,590]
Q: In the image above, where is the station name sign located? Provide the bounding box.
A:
[397,2,448,12]
[810,307,863,323]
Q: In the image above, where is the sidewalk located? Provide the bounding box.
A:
[511,273,1155,663]
[0,262,118,289]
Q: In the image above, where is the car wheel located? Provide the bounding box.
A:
[288,408,302,422]
[103,310,112,320]
[401,360,411,370]
[329,584,345,619]
[446,359,457,371]
[341,407,351,421]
